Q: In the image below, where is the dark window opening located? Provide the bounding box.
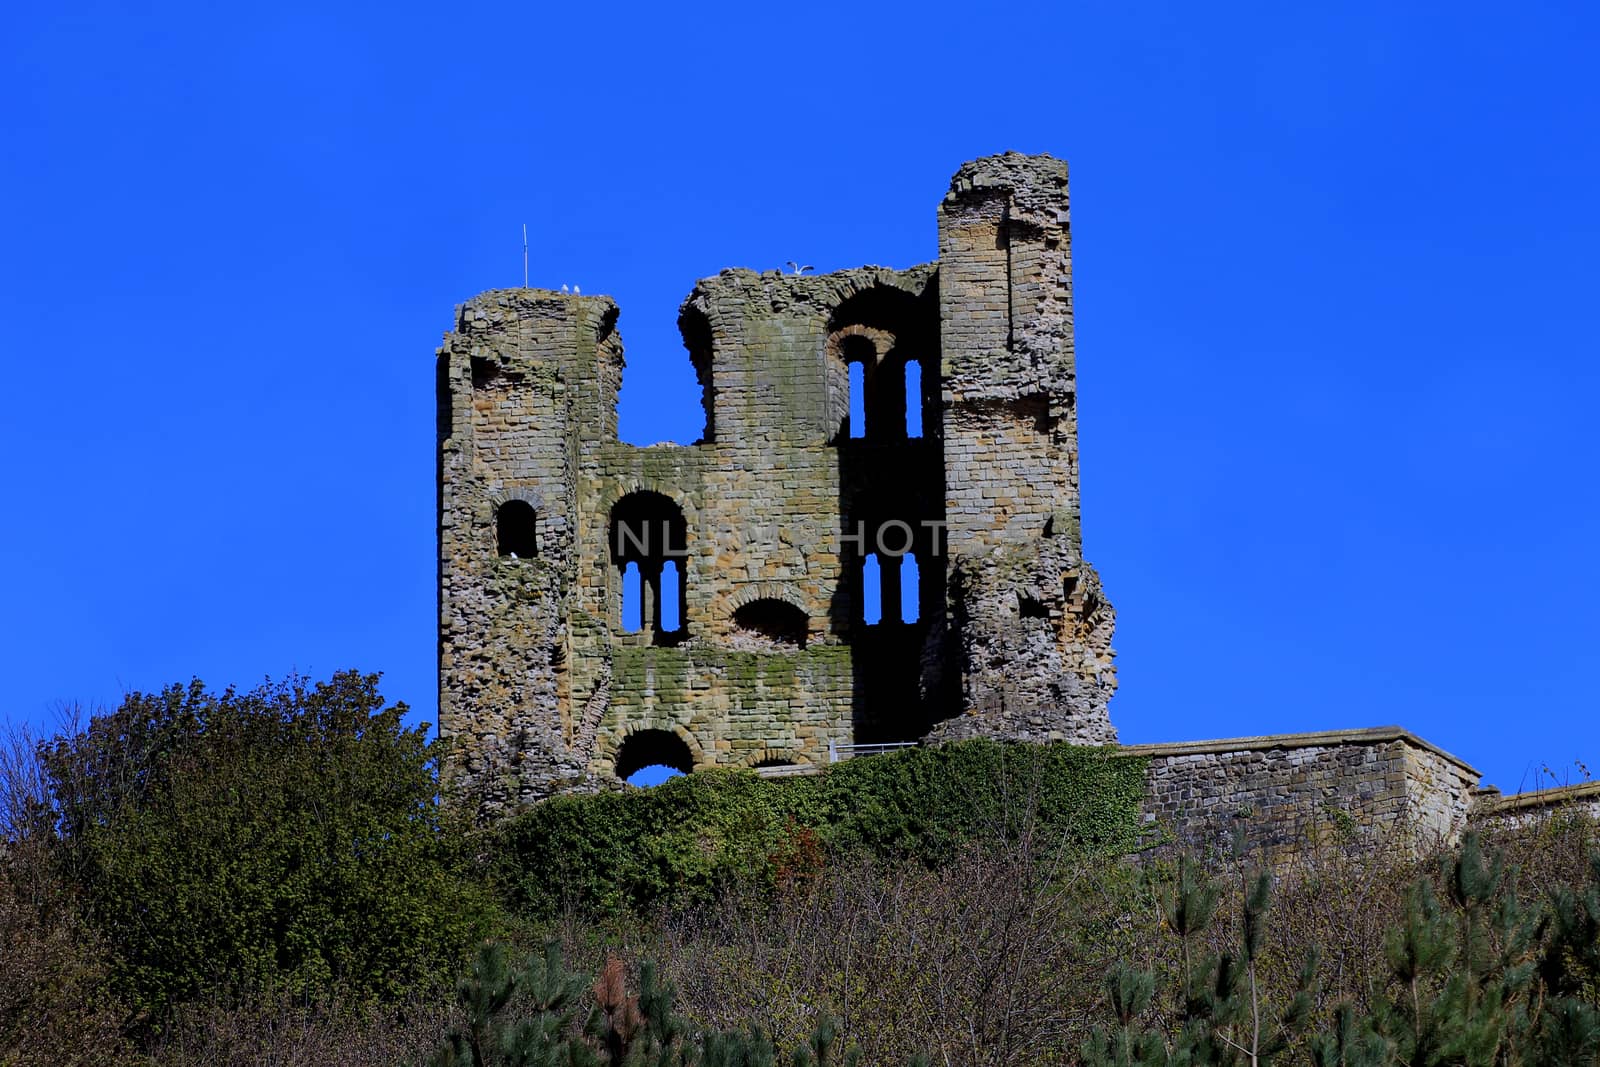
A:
[752,757,796,769]
[495,500,537,559]
[1019,594,1050,619]
[436,354,453,439]
[610,491,689,640]
[839,338,909,443]
[615,729,695,784]
[829,285,937,445]
[470,355,499,389]
[731,598,808,649]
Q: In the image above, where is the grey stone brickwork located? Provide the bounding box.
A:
[1128,728,1482,860]
[436,154,1117,815]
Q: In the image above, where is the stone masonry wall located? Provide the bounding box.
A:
[1129,728,1481,861]
[930,153,1117,745]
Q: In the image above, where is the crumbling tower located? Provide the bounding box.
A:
[931,154,1117,744]
[436,153,1117,815]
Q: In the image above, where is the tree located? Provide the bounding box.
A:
[38,671,492,1019]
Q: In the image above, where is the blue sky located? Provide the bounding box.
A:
[2,0,1596,794]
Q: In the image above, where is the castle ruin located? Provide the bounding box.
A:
[435,151,1594,849]
[437,154,1115,813]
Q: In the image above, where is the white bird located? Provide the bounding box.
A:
[786,261,814,275]
[561,284,570,293]
[573,284,580,293]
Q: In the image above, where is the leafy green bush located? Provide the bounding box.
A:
[38,671,495,1019]
[491,739,1147,918]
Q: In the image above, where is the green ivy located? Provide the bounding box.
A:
[491,740,1148,918]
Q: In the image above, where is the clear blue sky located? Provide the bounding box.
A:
[3,1,1596,794]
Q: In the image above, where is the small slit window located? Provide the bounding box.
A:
[904,360,923,438]
[496,500,538,559]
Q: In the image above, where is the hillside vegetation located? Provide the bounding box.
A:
[2,671,1597,1066]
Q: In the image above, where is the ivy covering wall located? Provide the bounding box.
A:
[491,739,1149,917]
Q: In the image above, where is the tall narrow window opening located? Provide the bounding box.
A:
[861,552,882,625]
[901,552,921,623]
[622,562,642,633]
[848,361,866,439]
[659,560,682,633]
[904,360,923,438]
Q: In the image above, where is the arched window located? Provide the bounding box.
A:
[731,598,808,649]
[829,285,935,444]
[495,500,537,558]
[610,491,689,641]
[615,729,695,785]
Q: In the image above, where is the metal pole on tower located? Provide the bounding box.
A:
[522,224,529,288]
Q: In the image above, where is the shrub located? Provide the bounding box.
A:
[37,671,495,1020]
[0,720,133,1066]
[490,739,1147,918]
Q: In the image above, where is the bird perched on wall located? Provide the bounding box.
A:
[786,261,813,275]
[561,284,569,292]
[573,285,580,293]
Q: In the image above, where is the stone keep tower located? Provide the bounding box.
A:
[437,153,1118,814]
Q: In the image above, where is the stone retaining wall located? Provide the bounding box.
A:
[1126,727,1481,860]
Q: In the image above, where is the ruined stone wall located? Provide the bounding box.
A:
[930,154,1116,745]
[1129,728,1481,861]
[437,154,1120,815]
